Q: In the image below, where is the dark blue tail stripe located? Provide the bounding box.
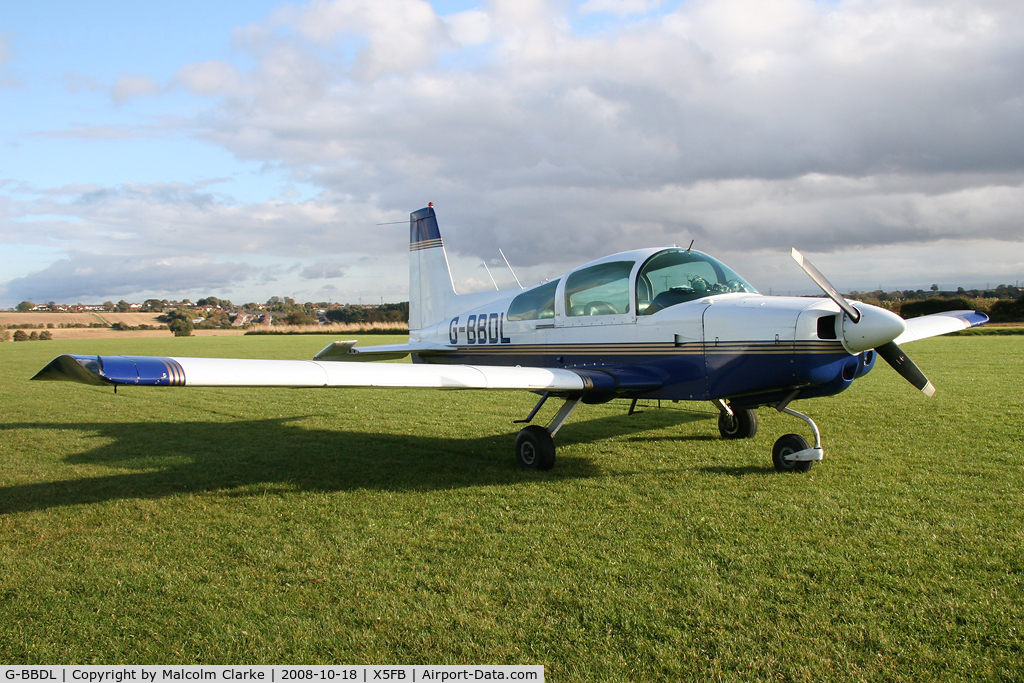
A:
[410,206,441,248]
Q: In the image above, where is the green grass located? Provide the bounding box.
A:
[953,326,1024,335]
[1,335,1022,679]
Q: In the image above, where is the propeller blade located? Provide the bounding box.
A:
[790,248,930,394]
[791,248,861,323]
[876,341,936,397]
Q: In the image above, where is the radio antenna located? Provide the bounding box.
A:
[482,261,498,290]
[686,239,694,252]
[499,249,524,289]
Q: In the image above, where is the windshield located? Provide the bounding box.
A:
[637,249,757,315]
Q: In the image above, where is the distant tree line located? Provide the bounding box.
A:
[847,285,1024,322]
[4,327,53,341]
[148,296,411,336]
[10,282,1024,325]
[5,295,414,341]
[324,302,409,324]
[848,284,1021,303]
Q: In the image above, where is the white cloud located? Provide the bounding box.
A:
[0,253,255,303]
[5,0,1024,305]
[275,0,453,80]
[300,262,347,279]
[33,125,144,140]
[110,74,162,104]
[207,0,1022,192]
[0,33,23,88]
[578,0,664,17]
[62,71,102,94]
[1,180,405,260]
[444,10,491,47]
[175,60,246,97]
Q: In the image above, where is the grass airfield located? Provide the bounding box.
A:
[1,334,1022,679]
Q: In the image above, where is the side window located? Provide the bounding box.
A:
[507,280,559,321]
[564,261,634,317]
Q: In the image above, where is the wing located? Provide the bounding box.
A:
[32,354,665,395]
[33,354,583,390]
[893,310,989,345]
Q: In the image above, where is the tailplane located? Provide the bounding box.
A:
[409,204,457,330]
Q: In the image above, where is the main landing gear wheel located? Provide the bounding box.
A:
[772,434,813,473]
[718,408,758,440]
[516,425,556,471]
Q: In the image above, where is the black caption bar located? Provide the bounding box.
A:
[1,666,544,683]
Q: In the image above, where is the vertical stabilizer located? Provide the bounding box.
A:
[409,205,457,330]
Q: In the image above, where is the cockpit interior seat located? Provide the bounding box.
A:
[643,287,699,315]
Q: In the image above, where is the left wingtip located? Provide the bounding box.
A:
[32,355,108,386]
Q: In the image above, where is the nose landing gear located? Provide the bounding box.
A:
[716,393,824,473]
[772,392,823,473]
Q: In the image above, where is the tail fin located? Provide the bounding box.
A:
[409,204,457,330]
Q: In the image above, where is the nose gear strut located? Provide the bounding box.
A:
[772,390,823,473]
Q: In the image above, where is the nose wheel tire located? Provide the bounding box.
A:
[718,408,758,439]
[772,433,813,473]
[516,425,556,471]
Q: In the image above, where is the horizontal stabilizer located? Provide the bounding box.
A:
[313,340,455,362]
[893,310,989,345]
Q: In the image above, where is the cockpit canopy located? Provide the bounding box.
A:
[505,248,757,321]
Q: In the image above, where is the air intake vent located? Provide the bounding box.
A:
[817,315,838,340]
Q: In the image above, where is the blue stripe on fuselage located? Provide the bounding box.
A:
[414,340,867,402]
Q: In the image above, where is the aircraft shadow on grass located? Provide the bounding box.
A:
[0,405,711,514]
[621,431,776,478]
[698,464,776,477]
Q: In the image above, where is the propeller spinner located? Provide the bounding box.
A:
[791,249,936,397]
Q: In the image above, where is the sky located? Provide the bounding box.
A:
[2,0,1022,308]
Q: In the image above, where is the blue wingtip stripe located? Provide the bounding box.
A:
[962,311,990,327]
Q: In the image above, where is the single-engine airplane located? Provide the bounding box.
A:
[34,204,988,472]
